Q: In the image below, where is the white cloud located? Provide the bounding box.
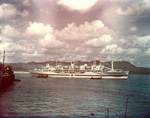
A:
[74,55,88,61]
[101,44,123,54]
[143,0,150,8]
[126,48,141,55]
[86,34,112,47]
[0,22,61,62]
[1,25,20,39]
[11,20,116,61]
[26,22,53,37]
[92,20,104,29]
[0,21,144,64]
[57,0,98,12]
[130,26,138,32]
[1,39,35,54]
[55,20,114,45]
[0,42,10,50]
[0,0,148,67]
[25,22,65,49]
[39,34,64,48]
[145,48,150,56]
[136,35,150,47]
[0,3,17,19]
[101,43,141,56]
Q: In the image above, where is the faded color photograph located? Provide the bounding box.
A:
[0,0,150,118]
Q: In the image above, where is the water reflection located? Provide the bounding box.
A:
[0,74,149,117]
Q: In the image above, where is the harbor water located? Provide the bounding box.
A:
[0,73,150,118]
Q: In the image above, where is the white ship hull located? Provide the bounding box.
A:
[31,71,102,79]
[97,71,129,79]
[31,71,128,79]
[48,75,102,79]
[101,75,128,79]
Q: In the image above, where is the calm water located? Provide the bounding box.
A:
[0,74,150,118]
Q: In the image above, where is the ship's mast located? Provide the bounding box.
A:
[111,60,114,71]
[2,50,5,67]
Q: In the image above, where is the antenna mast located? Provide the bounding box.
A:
[124,97,129,118]
[2,50,5,67]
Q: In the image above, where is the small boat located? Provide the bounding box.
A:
[0,51,15,89]
[0,65,15,89]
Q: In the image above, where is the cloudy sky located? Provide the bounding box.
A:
[0,0,150,67]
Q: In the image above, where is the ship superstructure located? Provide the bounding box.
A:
[31,61,129,79]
